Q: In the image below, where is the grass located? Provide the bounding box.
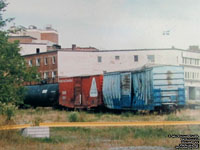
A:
[1,125,199,150]
[0,108,200,149]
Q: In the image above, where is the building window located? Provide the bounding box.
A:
[52,71,57,78]
[182,58,185,64]
[97,56,102,63]
[134,55,138,62]
[52,56,56,64]
[115,56,120,60]
[44,72,48,79]
[36,48,40,54]
[44,57,48,65]
[28,60,32,67]
[147,55,155,63]
[36,58,40,66]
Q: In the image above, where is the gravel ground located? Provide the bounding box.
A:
[110,146,174,150]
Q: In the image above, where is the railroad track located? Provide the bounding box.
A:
[0,121,200,130]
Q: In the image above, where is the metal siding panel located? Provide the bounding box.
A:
[152,66,184,74]
[59,77,74,108]
[154,85,185,90]
[103,73,121,109]
[132,71,146,109]
[59,75,103,109]
[153,79,184,85]
[152,66,185,106]
[120,72,132,108]
[153,73,184,79]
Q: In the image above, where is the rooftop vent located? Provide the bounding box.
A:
[45,25,52,30]
[72,44,76,50]
[189,45,199,51]
[28,25,37,29]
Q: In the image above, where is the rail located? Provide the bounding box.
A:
[0,121,200,130]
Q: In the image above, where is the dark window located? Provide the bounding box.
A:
[115,56,120,60]
[52,71,57,78]
[134,55,138,62]
[44,57,48,65]
[28,60,33,66]
[147,55,155,62]
[44,72,48,79]
[36,48,40,54]
[36,58,40,66]
[98,56,102,63]
[52,56,56,64]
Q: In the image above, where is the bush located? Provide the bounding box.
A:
[68,112,79,122]
[33,116,43,126]
[0,102,17,121]
[68,112,85,122]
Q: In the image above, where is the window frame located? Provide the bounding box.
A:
[52,56,56,64]
[44,57,48,65]
[97,56,102,63]
[115,56,120,60]
[147,55,155,63]
[28,60,33,67]
[36,58,40,66]
[134,55,138,62]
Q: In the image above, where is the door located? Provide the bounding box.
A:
[74,78,82,106]
[120,73,132,108]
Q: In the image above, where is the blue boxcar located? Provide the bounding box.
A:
[102,65,185,111]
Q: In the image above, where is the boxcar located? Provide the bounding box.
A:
[103,65,185,111]
[58,75,103,109]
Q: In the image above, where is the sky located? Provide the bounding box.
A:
[4,0,200,50]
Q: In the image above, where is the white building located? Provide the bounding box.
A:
[56,46,200,101]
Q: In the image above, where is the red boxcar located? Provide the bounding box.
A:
[58,75,103,109]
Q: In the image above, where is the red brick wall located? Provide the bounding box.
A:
[8,37,33,43]
[24,51,58,85]
[41,33,58,44]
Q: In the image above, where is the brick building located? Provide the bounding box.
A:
[23,44,98,85]
[8,25,59,55]
[24,46,200,101]
[24,50,58,85]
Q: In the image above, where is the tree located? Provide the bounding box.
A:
[0,0,38,119]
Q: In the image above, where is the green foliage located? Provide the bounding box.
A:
[166,114,192,121]
[121,112,133,117]
[0,0,13,28]
[68,112,79,122]
[33,116,43,126]
[0,102,17,120]
[133,127,173,139]
[0,0,38,115]
[68,112,85,122]
[0,32,38,106]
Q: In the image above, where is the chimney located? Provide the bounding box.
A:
[72,44,76,51]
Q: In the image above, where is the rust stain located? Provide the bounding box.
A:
[167,71,172,85]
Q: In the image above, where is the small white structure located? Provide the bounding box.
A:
[21,126,50,138]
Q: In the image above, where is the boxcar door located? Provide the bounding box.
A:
[120,73,132,108]
[74,78,82,106]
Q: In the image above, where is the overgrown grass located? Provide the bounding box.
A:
[165,113,192,121]
[0,108,200,149]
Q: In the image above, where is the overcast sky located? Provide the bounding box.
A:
[4,0,200,50]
